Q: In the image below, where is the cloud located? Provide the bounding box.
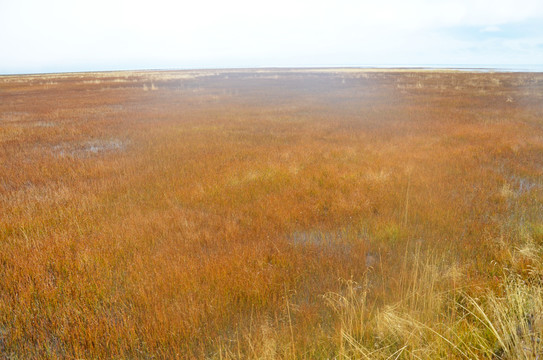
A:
[481,26,502,32]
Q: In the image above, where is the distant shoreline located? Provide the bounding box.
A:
[2,65,543,77]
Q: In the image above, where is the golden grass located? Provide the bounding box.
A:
[1,69,542,358]
[322,225,543,360]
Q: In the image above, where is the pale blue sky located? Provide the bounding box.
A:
[1,0,542,74]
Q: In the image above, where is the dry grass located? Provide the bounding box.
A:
[1,69,543,358]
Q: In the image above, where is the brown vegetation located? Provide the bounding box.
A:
[1,69,543,358]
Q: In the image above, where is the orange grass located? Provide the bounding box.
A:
[1,69,543,358]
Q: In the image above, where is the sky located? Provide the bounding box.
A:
[1,0,543,74]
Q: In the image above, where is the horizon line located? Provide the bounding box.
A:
[2,64,543,76]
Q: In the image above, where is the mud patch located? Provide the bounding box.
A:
[288,228,356,255]
[52,139,126,158]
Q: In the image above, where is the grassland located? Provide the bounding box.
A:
[1,69,543,359]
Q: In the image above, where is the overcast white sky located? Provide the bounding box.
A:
[1,0,543,74]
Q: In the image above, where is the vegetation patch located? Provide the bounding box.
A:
[0,69,542,358]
